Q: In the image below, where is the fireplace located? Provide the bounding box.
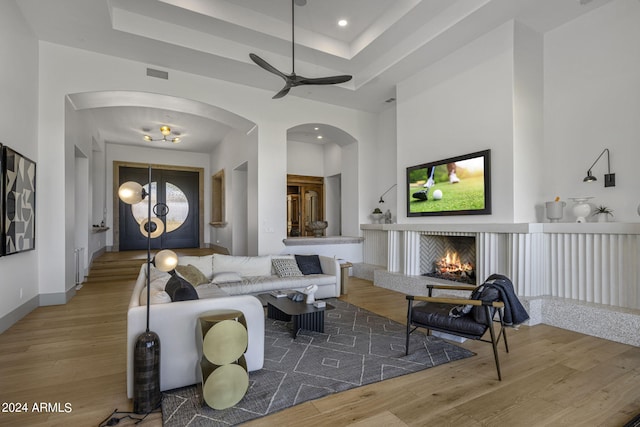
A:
[420,234,476,285]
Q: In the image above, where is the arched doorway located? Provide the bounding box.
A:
[286,123,357,237]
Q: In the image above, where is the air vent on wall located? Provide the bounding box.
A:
[146,68,169,80]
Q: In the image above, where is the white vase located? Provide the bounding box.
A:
[545,201,566,222]
[569,197,593,223]
[597,214,609,223]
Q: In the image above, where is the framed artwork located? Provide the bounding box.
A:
[3,146,36,255]
[0,143,2,256]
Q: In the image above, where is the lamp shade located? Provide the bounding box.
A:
[139,217,164,239]
[154,249,178,272]
[583,171,597,183]
[119,181,146,204]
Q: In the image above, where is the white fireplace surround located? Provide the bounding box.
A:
[360,223,640,346]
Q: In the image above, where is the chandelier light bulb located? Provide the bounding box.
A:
[118,181,146,205]
[160,125,171,136]
[154,249,179,272]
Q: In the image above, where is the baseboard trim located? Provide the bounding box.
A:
[0,295,39,334]
[39,286,76,306]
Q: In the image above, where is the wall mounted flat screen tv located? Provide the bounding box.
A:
[407,149,491,217]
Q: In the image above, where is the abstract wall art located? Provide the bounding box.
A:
[3,146,36,255]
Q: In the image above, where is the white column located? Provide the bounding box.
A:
[387,230,401,273]
[403,231,421,275]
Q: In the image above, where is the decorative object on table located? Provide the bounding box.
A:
[371,207,383,223]
[249,0,352,99]
[583,148,615,187]
[545,197,566,222]
[378,183,397,203]
[197,310,249,410]
[162,299,474,427]
[2,145,36,255]
[383,209,393,223]
[307,220,327,237]
[302,284,318,304]
[569,197,593,223]
[592,205,614,222]
[118,166,178,414]
[142,125,181,144]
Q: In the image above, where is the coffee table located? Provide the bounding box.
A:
[261,294,334,338]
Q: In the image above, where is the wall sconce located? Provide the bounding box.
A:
[378,184,397,203]
[583,148,615,187]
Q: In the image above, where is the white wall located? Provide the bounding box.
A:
[0,0,39,330]
[397,22,516,224]
[543,0,640,223]
[210,128,257,255]
[373,107,398,221]
[287,140,325,176]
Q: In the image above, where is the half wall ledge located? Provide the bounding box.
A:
[283,236,364,246]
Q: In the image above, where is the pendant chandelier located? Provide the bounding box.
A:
[143,125,181,144]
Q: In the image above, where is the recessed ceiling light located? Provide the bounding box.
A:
[314,127,319,131]
[317,135,323,139]
[338,19,348,27]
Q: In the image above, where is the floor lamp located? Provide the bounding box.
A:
[118,166,178,414]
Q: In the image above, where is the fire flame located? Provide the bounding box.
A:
[436,251,474,274]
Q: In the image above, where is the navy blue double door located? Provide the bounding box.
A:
[119,167,199,250]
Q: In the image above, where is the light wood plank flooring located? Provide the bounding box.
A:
[0,249,638,426]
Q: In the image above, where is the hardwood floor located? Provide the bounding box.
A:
[0,249,638,426]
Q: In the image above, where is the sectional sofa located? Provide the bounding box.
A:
[126,253,341,397]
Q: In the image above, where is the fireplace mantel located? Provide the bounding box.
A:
[361,222,640,234]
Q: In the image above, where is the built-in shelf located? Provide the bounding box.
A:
[91,226,109,233]
[209,222,228,228]
[283,236,364,246]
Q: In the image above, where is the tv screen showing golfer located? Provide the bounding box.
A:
[406,149,491,216]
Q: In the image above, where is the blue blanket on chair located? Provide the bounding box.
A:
[484,274,529,326]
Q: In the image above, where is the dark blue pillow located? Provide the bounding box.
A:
[295,255,323,275]
[165,275,199,302]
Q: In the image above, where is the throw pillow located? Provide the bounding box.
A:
[295,254,323,275]
[139,275,172,305]
[175,264,209,286]
[272,258,304,277]
[211,272,243,284]
[165,275,199,302]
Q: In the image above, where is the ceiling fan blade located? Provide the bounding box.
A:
[272,86,291,99]
[299,75,353,85]
[249,53,288,80]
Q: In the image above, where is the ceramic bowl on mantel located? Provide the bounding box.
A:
[307,221,328,237]
[569,197,593,223]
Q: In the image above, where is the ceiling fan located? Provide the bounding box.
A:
[249,0,352,99]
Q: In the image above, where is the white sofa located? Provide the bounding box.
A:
[127,253,340,398]
[127,271,265,398]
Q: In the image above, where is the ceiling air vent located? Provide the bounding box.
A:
[146,68,169,80]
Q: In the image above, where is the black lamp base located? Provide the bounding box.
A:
[133,331,161,414]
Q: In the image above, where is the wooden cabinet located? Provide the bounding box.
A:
[287,175,324,237]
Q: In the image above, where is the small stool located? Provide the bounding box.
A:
[197,310,249,410]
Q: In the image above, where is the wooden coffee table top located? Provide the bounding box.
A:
[261,294,334,316]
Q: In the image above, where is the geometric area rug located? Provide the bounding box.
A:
[162,298,474,426]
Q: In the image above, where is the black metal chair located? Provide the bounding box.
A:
[406,283,509,380]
